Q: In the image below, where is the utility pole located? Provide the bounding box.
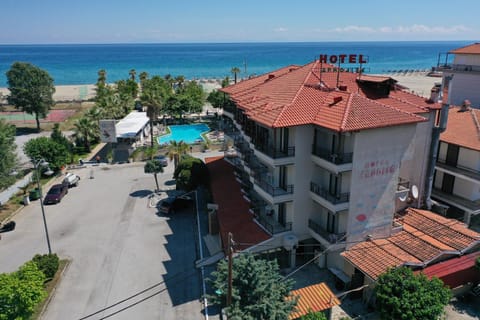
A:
[227,232,234,307]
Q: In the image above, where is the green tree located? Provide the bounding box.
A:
[0,119,18,190]
[129,69,136,81]
[231,67,241,84]
[177,81,205,114]
[32,253,59,280]
[375,267,451,320]
[210,253,297,320]
[301,310,327,320]
[144,159,164,191]
[166,140,189,169]
[6,62,55,132]
[24,137,69,172]
[73,117,98,152]
[0,261,47,320]
[207,90,224,109]
[173,155,209,191]
[140,76,171,147]
[221,76,230,88]
[51,123,74,163]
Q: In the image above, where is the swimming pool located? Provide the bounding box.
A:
[158,123,210,144]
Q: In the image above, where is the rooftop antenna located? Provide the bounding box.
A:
[243,59,247,77]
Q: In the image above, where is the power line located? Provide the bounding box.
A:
[77,268,199,320]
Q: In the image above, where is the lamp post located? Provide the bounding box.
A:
[34,159,53,254]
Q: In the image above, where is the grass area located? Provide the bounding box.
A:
[30,259,70,320]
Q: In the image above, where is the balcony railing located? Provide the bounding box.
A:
[436,159,480,181]
[255,178,294,196]
[435,63,480,73]
[255,145,295,159]
[311,145,353,165]
[308,219,345,244]
[310,181,350,204]
[255,214,292,235]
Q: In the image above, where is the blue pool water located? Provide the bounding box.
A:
[158,124,210,144]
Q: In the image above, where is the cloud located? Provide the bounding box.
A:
[274,27,288,32]
[330,24,470,35]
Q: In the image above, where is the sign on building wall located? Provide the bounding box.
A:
[346,126,416,247]
[99,120,117,143]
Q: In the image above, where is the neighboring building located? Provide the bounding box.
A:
[341,208,480,300]
[432,105,480,226]
[219,59,445,277]
[114,111,150,162]
[436,42,480,108]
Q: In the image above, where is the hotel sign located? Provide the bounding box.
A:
[319,54,368,64]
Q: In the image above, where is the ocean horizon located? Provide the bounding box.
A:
[0,41,470,87]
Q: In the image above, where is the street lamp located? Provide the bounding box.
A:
[34,159,54,254]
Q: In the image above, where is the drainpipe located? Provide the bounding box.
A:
[424,79,450,209]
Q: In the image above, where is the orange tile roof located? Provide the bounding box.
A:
[440,106,480,151]
[341,208,480,280]
[289,283,340,319]
[449,43,480,54]
[221,60,439,131]
[205,156,270,252]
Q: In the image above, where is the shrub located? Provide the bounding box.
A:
[174,155,209,191]
[32,253,59,280]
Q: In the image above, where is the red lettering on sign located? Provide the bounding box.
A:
[319,55,327,63]
[359,54,367,64]
[329,55,338,64]
[349,54,356,63]
[339,54,347,63]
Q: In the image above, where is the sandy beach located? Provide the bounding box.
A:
[0,73,439,103]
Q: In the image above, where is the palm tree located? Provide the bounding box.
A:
[167,140,189,169]
[231,67,241,84]
[175,75,185,89]
[73,117,98,152]
[129,69,136,81]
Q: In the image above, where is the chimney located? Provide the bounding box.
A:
[330,96,342,105]
[429,86,440,103]
[268,74,275,80]
[338,85,347,91]
[461,99,471,111]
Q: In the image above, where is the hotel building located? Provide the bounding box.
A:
[218,58,448,277]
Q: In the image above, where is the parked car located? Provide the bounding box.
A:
[153,155,168,167]
[63,172,80,188]
[43,184,68,204]
[158,194,193,214]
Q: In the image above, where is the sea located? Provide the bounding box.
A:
[0,41,470,87]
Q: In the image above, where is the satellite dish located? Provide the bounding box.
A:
[398,193,408,202]
[411,185,419,199]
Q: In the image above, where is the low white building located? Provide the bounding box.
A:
[437,42,480,108]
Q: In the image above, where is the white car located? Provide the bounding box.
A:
[63,172,80,188]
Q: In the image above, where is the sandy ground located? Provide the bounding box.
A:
[0,73,438,103]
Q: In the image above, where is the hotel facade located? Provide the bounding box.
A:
[218,58,448,278]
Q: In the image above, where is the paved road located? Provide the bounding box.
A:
[0,161,207,320]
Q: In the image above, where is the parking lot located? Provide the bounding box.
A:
[0,162,208,320]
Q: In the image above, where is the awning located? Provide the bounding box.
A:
[289,282,340,319]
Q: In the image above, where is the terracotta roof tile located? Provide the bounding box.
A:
[449,43,480,54]
[221,60,436,131]
[205,156,270,251]
[289,283,340,319]
[342,208,480,280]
[440,106,480,151]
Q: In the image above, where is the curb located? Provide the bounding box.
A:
[39,258,72,319]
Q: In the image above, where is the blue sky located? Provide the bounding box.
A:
[2,0,479,44]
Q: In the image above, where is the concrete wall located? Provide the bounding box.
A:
[291,125,316,238]
[448,73,480,107]
[347,124,417,246]
[458,147,480,172]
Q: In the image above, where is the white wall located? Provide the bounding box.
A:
[453,54,480,66]
[347,124,417,246]
[448,73,480,107]
[458,147,480,171]
[291,125,316,238]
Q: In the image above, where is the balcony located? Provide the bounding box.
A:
[255,213,292,235]
[435,63,480,74]
[432,188,480,214]
[397,177,410,192]
[254,145,295,159]
[255,178,294,197]
[310,181,349,204]
[312,146,353,165]
[308,219,346,244]
[436,160,480,185]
